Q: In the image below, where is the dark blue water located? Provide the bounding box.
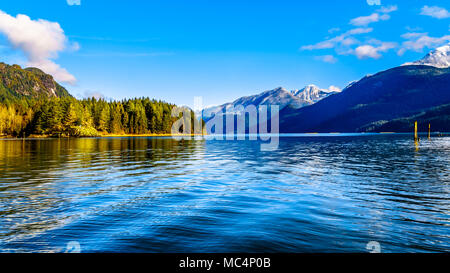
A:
[0,135,449,253]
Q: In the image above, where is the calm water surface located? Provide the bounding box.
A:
[0,135,449,253]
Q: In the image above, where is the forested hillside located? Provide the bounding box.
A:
[0,96,195,137]
[0,63,71,101]
[0,62,199,137]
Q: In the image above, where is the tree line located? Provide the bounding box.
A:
[0,96,197,137]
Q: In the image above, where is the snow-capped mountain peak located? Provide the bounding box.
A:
[202,84,341,117]
[292,84,340,103]
[403,44,450,68]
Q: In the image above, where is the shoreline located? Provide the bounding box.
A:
[1,132,448,139]
[0,133,206,139]
[101,134,205,137]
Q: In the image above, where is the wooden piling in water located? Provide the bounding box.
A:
[428,123,431,140]
[414,121,418,141]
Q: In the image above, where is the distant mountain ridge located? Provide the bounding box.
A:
[0,62,71,101]
[202,85,340,117]
[280,65,450,133]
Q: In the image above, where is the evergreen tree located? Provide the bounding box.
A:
[98,105,110,132]
[0,96,184,137]
[46,99,63,135]
[63,103,77,135]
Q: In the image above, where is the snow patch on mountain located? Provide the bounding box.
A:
[292,84,339,104]
[403,44,450,68]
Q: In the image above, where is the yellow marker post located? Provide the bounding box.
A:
[428,123,431,140]
[414,121,418,141]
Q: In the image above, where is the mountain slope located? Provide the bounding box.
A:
[202,85,339,118]
[280,65,450,133]
[203,87,305,117]
[292,84,338,104]
[403,44,450,68]
[0,62,71,101]
[360,103,450,133]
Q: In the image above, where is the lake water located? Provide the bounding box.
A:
[0,134,449,253]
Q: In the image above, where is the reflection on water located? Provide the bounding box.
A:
[0,135,449,253]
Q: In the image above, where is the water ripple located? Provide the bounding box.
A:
[0,135,449,253]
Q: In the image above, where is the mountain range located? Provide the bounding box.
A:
[202,84,339,117]
[203,44,450,133]
[280,44,450,133]
[280,65,450,132]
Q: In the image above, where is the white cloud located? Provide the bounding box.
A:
[350,13,390,26]
[300,27,398,60]
[420,6,450,19]
[328,27,340,34]
[353,42,397,59]
[398,32,450,55]
[401,32,426,40]
[301,40,335,50]
[377,5,398,14]
[67,0,81,6]
[350,6,397,26]
[341,37,359,46]
[347,27,374,35]
[315,55,338,64]
[354,45,380,59]
[0,10,77,85]
[302,6,398,61]
[328,85,342,92]
[301,28,372,50]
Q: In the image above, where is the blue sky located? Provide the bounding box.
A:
[0,0,449,108]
